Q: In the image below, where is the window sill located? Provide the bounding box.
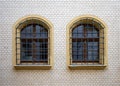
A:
[68,64,107,70]
[14,65,52,70]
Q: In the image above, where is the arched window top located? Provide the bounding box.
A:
[67,15,107,32]
[16,19,51,32]
[71,18,105,31]
[72,24,99,38]
[13,15,53,32]
[21,24,48,38]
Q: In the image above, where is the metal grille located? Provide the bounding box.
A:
[16,23,49,65]
[70,19,104,65]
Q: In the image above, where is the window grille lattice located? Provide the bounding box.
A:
[70,19,104,65]
[16,23,50,65]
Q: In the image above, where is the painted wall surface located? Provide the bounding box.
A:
[0,0,120,86]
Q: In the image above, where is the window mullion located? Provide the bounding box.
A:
[84,25,87,63]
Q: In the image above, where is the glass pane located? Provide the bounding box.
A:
[72,42,84,61]
[21,24,48,38]
[35,25,48,38]
[39,26,48,38]
[87,42,99,61]
[21,51,32,61]
[86,25,98,38]
[21,25,33,38]
[72,25,84,38]
[34,40,48,61]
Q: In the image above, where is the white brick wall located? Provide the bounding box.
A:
[0,0,120,86]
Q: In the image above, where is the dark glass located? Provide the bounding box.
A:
[72,24,99,63]
[20,24,48,63]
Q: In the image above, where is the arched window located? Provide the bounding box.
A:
[13,15,53,69]
[72,24,99,63]
[67,15,107,69]
[20,24,48,64]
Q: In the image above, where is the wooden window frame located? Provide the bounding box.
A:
[72,24,99,63]
[12,15,54,70]
[20,24,49,64]
[66,15,108,70]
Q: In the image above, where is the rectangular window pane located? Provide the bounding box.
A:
[87,42,99,61]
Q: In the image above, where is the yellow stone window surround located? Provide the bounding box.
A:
[12,15,54,70]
